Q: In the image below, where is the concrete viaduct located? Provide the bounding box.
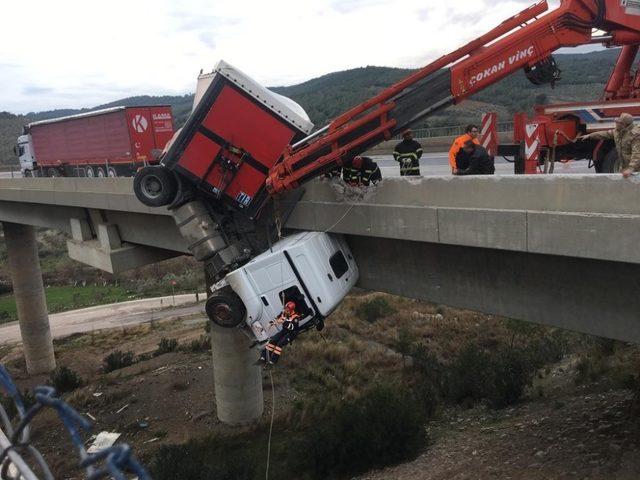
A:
[0,175,639,422]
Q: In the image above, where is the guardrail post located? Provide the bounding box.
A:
[2,223,56,374]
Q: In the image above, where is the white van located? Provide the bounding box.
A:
[205,232,359,342]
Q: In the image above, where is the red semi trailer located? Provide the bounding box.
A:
[16,106,174,177]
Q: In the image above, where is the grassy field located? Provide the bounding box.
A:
[0,285,138,324]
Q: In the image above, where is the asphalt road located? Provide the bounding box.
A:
[0,294,206,345]
[0,171,21,179]
[371,153,593,177]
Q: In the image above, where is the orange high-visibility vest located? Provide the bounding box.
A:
[448,134,481,170]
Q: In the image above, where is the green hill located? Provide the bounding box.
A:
[0,49,620,166]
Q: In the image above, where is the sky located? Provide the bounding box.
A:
[0,0,602,114]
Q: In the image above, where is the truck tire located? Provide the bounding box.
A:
[108,167,118,177]
[205,286,246,328]
[23,170,32,178]
[48,167,62,177]
[600,149,620,174]
[86,166,95,177]
[96,167,106,178]
[133,166,178,207]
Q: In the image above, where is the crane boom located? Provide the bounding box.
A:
[265,0,640,194]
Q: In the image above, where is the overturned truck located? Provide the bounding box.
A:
[134,62,359,338]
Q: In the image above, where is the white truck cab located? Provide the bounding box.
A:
[206,232,359,342]
[15,134,35,176]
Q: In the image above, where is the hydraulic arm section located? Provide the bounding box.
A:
[266,0,640,194]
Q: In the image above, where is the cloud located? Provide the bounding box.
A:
[0,0,587,114]
[329,0,387,14]
[22,85,54,96]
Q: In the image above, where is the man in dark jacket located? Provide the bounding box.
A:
[454,141,495,176]
[393,129,423,176]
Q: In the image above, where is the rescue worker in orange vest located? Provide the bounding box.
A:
[449,124,481,173]
[393,129,423,176]
[257,301,302,365]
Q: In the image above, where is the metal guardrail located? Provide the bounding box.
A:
[395,122,514,140]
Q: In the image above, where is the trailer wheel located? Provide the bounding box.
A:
[107,167,118,177]
[205,286,246,328]
[96,167,106,178]
[86,166,95,177]
[133,166,178,207]
[600,149,620,174]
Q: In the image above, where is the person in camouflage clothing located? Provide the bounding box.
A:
[580,113,640,178]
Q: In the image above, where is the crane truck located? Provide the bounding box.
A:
[493,45,640,173]
[132,0,640,338]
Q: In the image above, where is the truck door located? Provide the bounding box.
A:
[126,108,156,164]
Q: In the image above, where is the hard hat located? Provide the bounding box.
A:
[402,129,413,137]
[285,301,296,310]
[352,156,363,169]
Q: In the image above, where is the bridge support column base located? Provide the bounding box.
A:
[2,223,56,374]
[209,324,264,425]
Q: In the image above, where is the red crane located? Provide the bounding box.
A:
[266,0,640,192]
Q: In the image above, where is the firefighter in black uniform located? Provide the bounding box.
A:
[357,156,382,186]
[342,156,382,186]
[257,301,302,365]
[342,160,360,184]
[323,166,342,179]
[393,129,423,176]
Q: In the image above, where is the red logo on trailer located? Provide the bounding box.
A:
[481,112,498,156]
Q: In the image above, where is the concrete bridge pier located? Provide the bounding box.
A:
[2,223,56,374]
[209,325,264,424]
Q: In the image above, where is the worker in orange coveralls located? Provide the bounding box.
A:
[449,124,480,173]
[257,301,302,366]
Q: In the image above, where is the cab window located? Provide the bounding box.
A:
[329,251,349,279]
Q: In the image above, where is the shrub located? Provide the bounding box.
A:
[185,335,210,353]
[301,385,428,479]
[103,350,136,373]
[410,344,446,415]
[151,442,255,480]
[49,366,83,394]
[526,335,565,370]
[486,348,531,408]
[447,344,490,404]
[356,297,395,323]
[447,344,534,409]
[0,389,35,420]
[155,337,179,356]
[395,327,416,368]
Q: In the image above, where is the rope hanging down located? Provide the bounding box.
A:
[0,365,151,480]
